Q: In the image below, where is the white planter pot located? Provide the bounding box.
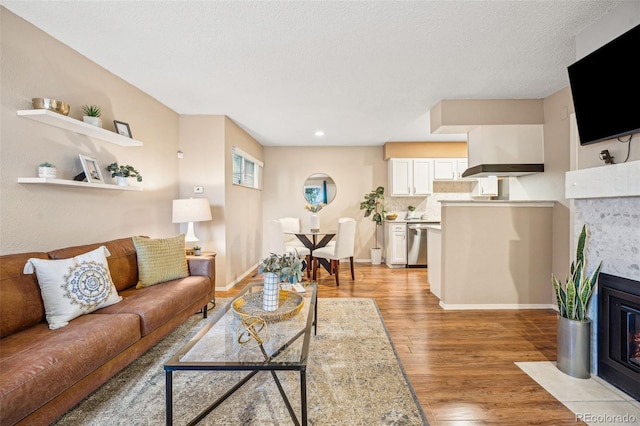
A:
[83,116,102,127]
[370,248,382,265]
[262,272,280,311]
[116,176,129,187]
[38,167,56,178]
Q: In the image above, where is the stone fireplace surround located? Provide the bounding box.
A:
[565,160,640,397]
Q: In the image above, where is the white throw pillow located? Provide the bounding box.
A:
[23,246,122,330]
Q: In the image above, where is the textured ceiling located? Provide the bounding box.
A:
[0,0,623,146]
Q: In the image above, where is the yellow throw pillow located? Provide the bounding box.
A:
[133,235,189,288]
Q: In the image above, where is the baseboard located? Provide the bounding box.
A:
[215,262,260,291]
[439,301,555,310]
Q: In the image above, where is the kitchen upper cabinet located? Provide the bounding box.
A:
[472,176,499,197]
[433,158,469,180]
[389,158,432,196]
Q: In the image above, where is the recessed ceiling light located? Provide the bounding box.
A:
[314,130,325,137]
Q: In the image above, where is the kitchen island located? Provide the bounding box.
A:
[434,200,554,309]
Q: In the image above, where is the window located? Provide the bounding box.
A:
[232,146,262,190]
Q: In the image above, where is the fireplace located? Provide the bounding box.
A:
[598,273,640,401]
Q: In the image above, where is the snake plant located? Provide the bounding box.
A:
[552,225,602,321]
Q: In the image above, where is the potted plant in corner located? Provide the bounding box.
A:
[38,161,56,179]
[105,162,143,187]
[359,186,386,265]
[81,104,102,128]
[552,224,602,378]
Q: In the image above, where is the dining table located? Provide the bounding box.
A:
[285,228,336,275]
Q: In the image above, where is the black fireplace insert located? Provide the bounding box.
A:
[598,273,640,401]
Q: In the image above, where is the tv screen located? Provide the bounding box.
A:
[568,24,640,145]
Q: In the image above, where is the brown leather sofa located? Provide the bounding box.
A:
[0,237,215,425]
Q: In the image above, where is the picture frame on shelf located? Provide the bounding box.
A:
[79,154,104,183]
[113,120,132,138]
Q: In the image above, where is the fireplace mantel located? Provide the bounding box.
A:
[565,160,640,199]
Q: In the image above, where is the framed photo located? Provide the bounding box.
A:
[79,154,104,183]
[113,120,132,138]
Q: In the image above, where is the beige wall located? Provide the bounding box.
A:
[178,115,226,287]
[441,203,553,306]
[224,118,264,285]
[262,146,386,261]
[0,8,180,254]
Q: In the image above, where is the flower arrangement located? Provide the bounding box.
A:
[305,203,326,213]
[258,251,304,283]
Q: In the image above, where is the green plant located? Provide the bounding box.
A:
[105,163,142,182]
[359,186,386,249]
[552,225,602,321]
[305,203,326,213]
[193,246,201,251]
[408,205,415,211]
[258,251,304,283]
[39,162,55,167]
[81,104,101,117]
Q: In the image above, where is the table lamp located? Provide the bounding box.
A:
[172,198,212,242]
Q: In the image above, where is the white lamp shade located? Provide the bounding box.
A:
[172,198,212,223]
[172,198,212,242]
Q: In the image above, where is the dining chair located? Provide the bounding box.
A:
[269,220,312,277]
[277,217,308,251]
[311,218,356,286]
[324,217,353,247]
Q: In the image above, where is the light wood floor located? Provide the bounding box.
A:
[217,263,585,425]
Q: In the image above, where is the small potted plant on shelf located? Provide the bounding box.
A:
[81,104,102,128]
[193,246,202,256]
[359,186,386,265]
[38,161,56,179]
[105,162,143,187]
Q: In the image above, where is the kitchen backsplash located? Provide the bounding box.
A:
[384,181,474,221]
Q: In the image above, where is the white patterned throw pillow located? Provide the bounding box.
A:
[23,246,122,330]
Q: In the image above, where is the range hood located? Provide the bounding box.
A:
[429,100,546,178]
[461,163,544,178]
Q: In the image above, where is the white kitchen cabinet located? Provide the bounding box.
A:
[384,222,407,267]
[472,176,499,197]
[433,158,469,180]
[388,158,432,196]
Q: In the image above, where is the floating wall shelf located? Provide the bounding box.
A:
[18,177,143,191]
[17,109,143,147]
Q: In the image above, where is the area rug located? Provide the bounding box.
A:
[54,298,428,425]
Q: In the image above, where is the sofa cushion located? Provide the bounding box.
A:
[48,237,140,293]
[0,313,140,426]
[24,247,122,330]
[132,235,189,288]
[94,275,208,336]
[0,252,48,338]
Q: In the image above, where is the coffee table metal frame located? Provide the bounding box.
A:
[164,282,318,426]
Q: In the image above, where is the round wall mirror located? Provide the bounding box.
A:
[303,173,336,205]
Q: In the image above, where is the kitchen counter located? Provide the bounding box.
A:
[437,200,554,309]
[439,200,554,207]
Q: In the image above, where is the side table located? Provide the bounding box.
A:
[187,251,216,316]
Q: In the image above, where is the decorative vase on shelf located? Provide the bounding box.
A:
[262,272,280,311]
[116,176,128,187]
[310,213,320,232]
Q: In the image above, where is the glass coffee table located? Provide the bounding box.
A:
[164,282,318,426]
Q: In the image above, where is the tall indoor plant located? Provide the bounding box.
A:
[552,224,602,378]
[359,186,386,265]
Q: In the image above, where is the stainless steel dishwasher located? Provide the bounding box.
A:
[407,223,428,267]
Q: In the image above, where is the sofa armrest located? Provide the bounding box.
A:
[187,253,216,302]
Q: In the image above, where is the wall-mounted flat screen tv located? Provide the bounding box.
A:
[567,24,640,145]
